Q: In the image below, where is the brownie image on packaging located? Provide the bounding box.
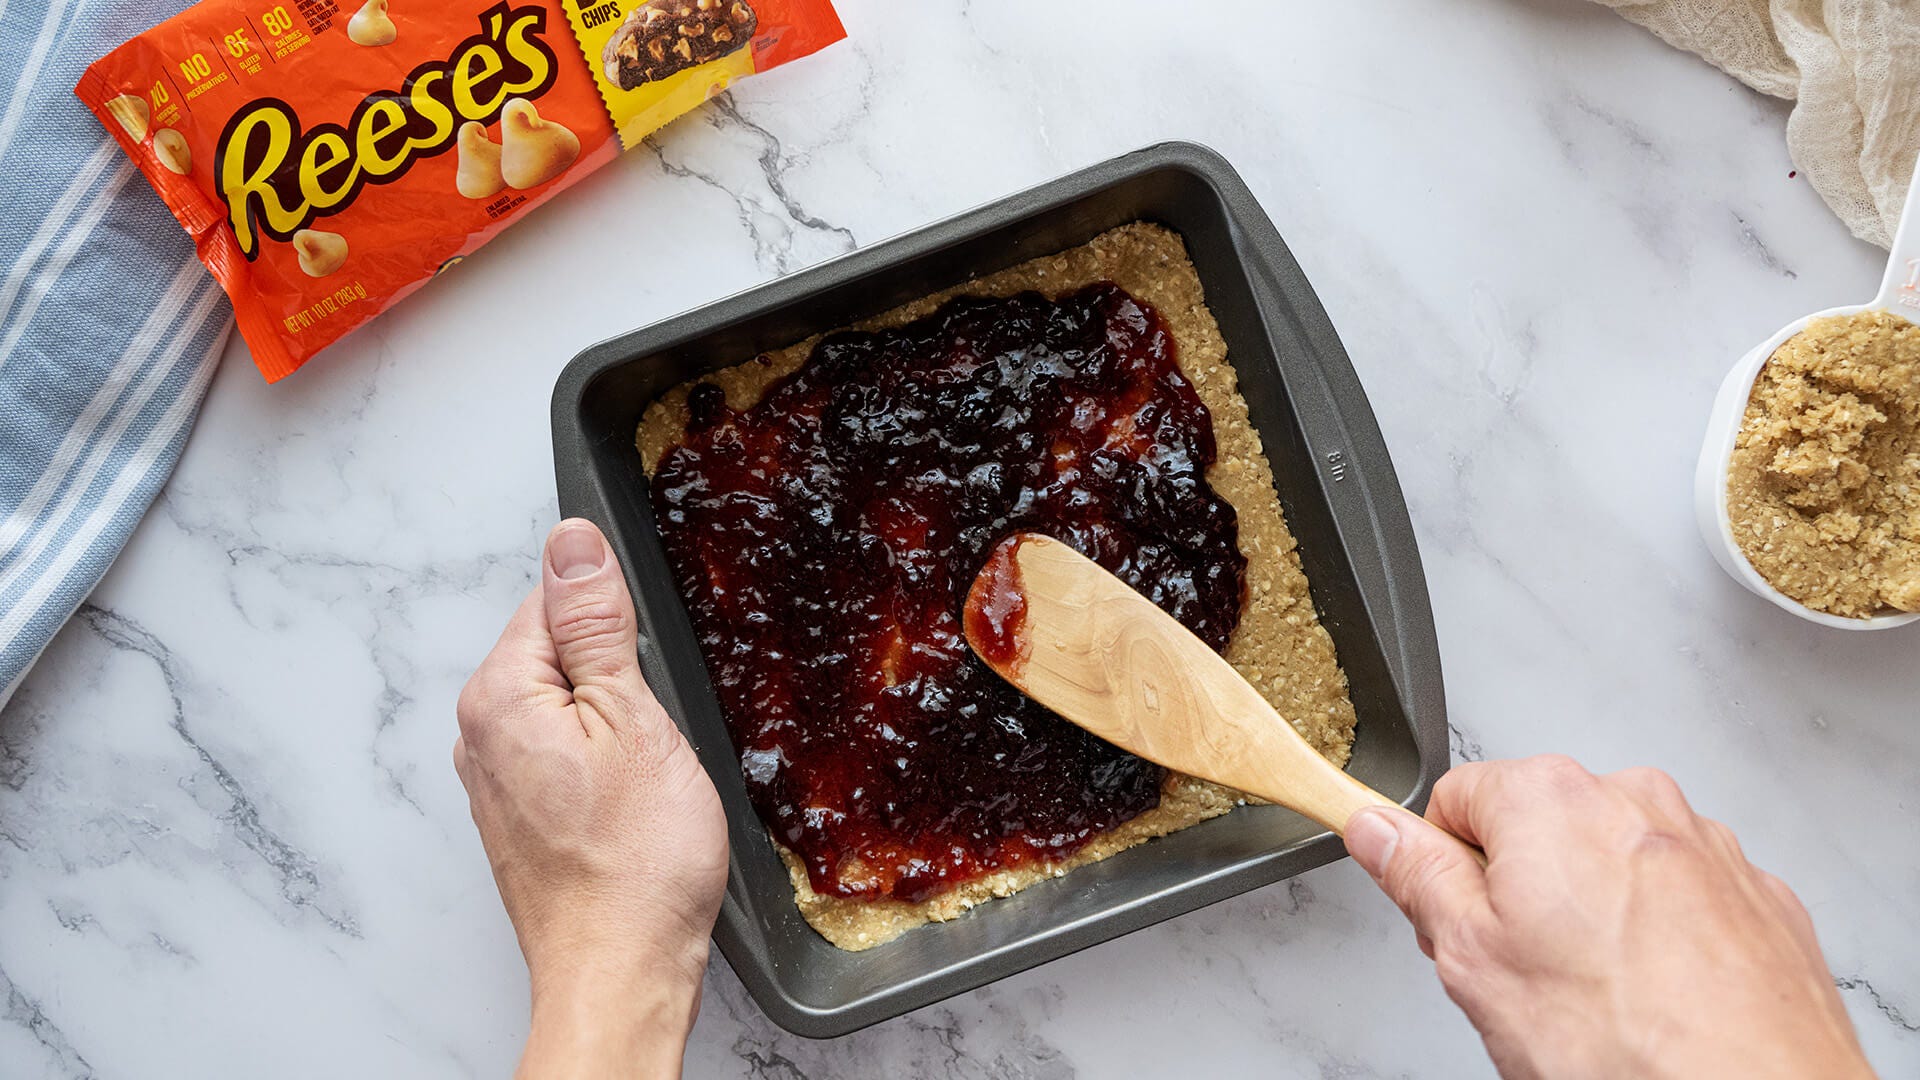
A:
[601,0,758,90]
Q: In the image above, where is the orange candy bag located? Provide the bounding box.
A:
[76,0,844,381]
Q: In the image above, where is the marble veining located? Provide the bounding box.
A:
[3,0,1917,1076]
[75,604,360,938]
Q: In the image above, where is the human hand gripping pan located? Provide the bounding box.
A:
[966,533,1483,862]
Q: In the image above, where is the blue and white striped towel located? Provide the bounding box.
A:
[1,0,233,705]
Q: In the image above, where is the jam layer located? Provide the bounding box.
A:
[651,283,1247,903]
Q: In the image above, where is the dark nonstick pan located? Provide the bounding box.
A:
[550,141,1447,1038]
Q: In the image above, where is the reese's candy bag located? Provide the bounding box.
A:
[76,0,845,381]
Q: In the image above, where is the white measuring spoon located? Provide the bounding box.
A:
[1694,153,1920,630]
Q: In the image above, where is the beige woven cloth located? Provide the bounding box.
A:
[1591,0,1919,248]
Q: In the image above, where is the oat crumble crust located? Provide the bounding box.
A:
[637,223,1358,949]
[1728,310,1920,618]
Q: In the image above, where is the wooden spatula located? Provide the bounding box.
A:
[964,532,1481,861]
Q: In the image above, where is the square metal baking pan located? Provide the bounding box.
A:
[551,141,1447,1038]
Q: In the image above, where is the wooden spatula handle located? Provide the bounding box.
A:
[1048,580,1487,865]
[1273,755,1409,834]
[1270,752,1487,868]
[982,534,1486,866]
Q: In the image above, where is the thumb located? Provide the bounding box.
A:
[542,519,642,711]
[1346,805,1489,956]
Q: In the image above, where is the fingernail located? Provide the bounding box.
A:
[548,521,607,580]
[1345,807,1401,880]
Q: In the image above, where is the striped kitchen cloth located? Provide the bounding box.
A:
[0,0,233,705]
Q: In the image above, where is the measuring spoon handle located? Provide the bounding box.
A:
[1874,150,1920,312]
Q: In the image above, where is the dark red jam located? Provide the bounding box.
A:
[650,283,1247,903]
[963,534,1032,672]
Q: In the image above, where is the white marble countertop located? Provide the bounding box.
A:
[6,1,1918,1076]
